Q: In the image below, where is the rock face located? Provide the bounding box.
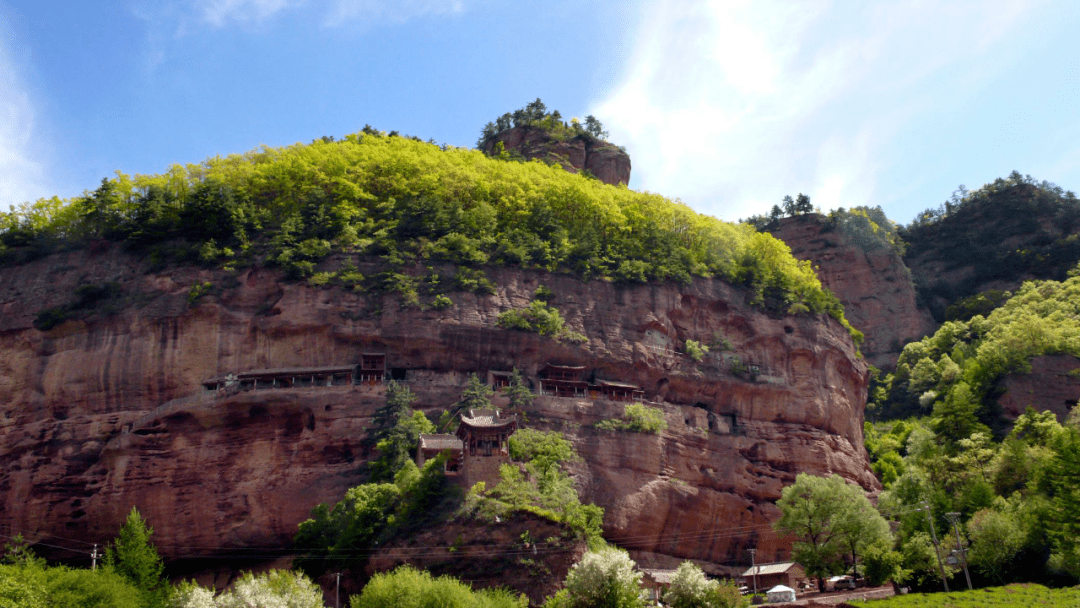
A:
[997,355,1080,422]
[769,215,936,370]
[0,245,874,585]
[481,126,631,186]
[902,183,1080,322]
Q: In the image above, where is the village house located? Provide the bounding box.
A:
[741,562,807,594]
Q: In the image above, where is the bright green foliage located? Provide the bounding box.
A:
[684,340,709,362]
[663,561,746,608]
[294,456,452,576]
[45,567,145,608]
[460,373,494,410]
[775,473,891,582]
[966,508,1024,584]
[847,583,1080,608]
[352,565,527,608]
[508,429,577,473]
[596,403,668,434]
[497,300,586,343]
[879,267,1080,424]
[486,432,603,539]
[861,540,907,587]
[547,548,644,608]
[104,507,167,607]
[0,564,46,608]
[0,132,852,335]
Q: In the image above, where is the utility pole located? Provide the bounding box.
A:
[749,548,758,596]
[922,502,949,592]
[91,544,98,571]
[335,572,341,608]
[945,512,973,590]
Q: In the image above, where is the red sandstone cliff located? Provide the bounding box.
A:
[481,126,631,186]
[769,215,937,370]
[997,355,1080,422]
[0,245,874,584]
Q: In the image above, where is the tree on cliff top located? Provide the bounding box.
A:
[477,98,610,149]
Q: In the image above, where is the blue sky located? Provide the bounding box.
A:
[2,0,1079,225]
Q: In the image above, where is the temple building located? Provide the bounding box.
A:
[409,408,516,489]
[416,434,464,477]
[358,353,386,383]
[202,365,357,392]
[537,364,590,398]
[594,379,645,402]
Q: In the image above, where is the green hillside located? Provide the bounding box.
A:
[0,129,854,336]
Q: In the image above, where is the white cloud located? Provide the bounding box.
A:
[189,0,463,29]
[0,21,48,210]
[595,0,1041,221]
[196,0,304,28]
[323,0,464,28]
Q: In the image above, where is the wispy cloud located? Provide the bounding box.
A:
[0,20,48,210]
[196,0,304,28]
[595,0,1041,221]
[323,0,464,28]
[188,0,463,29]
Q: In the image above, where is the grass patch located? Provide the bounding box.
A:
[848,583,1080,608]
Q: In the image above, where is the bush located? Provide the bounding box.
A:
[352,565,527,608]
[684,340,709,362]
[596,403,668,434]
[430,294,454,309]
[46,568,144,608]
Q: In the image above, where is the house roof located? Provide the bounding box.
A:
[595,379,642,390]
[419,434,463,451]
[641,569,677,585]
[459,409,517,428]
[540,363,586,372]
[203,365,356,384]
[742,562,802,577]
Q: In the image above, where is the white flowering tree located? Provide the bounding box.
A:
[663,561,745,608]
[557,547,644,608]
[170,570,322,608]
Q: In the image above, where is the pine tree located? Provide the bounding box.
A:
[104,507,167,607]
[460,373,494,410]
[505,368,533,411]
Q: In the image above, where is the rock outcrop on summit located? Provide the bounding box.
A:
[481,125,631,186]
[0,244,874,574]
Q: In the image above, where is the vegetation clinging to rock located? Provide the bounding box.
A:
[0,130,855,336]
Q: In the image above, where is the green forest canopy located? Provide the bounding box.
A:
[0,129,855,336]
[873,266,1080,425]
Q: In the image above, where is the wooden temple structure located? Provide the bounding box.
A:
[416,408,518,488]
[202,365,358,392]
[416,433,464,476]
[537,364,644,402]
